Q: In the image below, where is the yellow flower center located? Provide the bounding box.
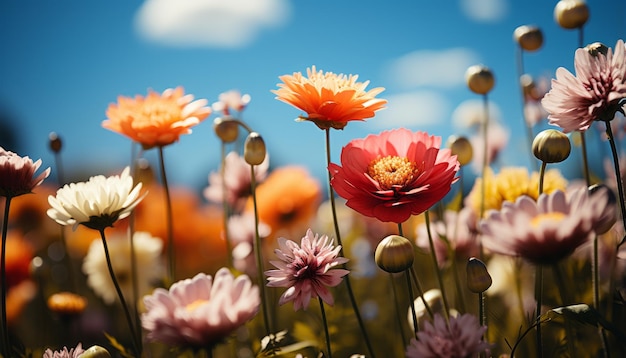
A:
[185,299,208,311]
[367,156,419,190]
[530,212,566,227]
[138,100,181,126]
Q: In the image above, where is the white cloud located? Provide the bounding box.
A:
[385,48,481,89]
[371,91,450,128]
[451,99,503,130]
[134,0,291,48]
[459,0,508,23]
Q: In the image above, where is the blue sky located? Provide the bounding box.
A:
[1,0,624,193]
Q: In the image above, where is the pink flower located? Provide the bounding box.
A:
[329,128,460,223]
[542,39,626,133]
[480,186,616,265]
[141,268,260,349]
[43,343,84,358]
[227,213,271,277]
[405,313,490,358]
[0,147,50,198]
[204,151,269,212]
[265,229,349,311]
[212,90,251,116]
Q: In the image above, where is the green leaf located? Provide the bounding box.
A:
[103,332,135,358]
[545,304,626,341]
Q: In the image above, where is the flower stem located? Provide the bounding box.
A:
[98,228,141,356]
[410,267,434,319]
[318,297,333,358]
[515,45,538,172]
[534,264,543,358]
[324,128,376,358]
[424,210,451,321]
[249,166,271,336]
[388,273,408,347]
[1,197,12,358]
[478,93,490,261]
[538,161,546,195]
[220,142,233,268]
[158,146,176,284]
[405,270,419,337]
[604,121,626,247]
[579,131,592,186]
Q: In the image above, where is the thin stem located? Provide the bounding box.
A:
[424,210,451,321]
[388,273,408,347]
[324,128,376,358]
[129,145,142,349]
[319,297,333,358]
[538,162,546,195]
[551,263,576,357]
[1,197,12,358]
[515,45,538,171]
[534,265,543,358]
[410,267,434,319]
[220,142,233,268]
[478,94,490,261]
[250,166,271,336]
[98,228,141,356]
[405,270,419,337]
[604,121,626,247]
[579,131,592,186]
[158,146,176,283]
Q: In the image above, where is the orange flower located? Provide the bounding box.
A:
[103,87,211,149]
[272,66,387,130]
[1,231,33,288]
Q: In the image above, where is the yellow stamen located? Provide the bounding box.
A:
[367,156,419,190]
[530,212,566,227]
[185,299,208,311]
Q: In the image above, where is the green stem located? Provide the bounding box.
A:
[319,297,333,358]
[220,142,233,268]
[579,131,592,186]
[478,93,490,261]
[158,146,175,284]
[424,210,451,321]
[535,265,543,358]
[410,267,434,319]
[515,45,538,172]
[604,121,626,247]
[406,270,419,337]
[388,273,408,347]
[551,263,576,357]
[538,161,546,195]
[324,128,376,358]
[249,167,271,337]
[1,197,12,358]
[98,228,141,356]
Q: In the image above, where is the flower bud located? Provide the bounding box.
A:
[520,74,541,101]
[47,292,87,316]
[532,129,571,163]
[447,135,473,166]
[585,42,609,57]
[554,0,589,29]
[465,65,495,95]
[466,257,492,293]
[374,235,414,273]
[588,183,617,235]
[49,132,63,153]
[244,132,266,166]
[514,25,544,52]
[213,116,239,143]
[80,345,112,358]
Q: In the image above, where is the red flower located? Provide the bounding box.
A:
[329,128,460,223]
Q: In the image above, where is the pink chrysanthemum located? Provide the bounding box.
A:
[405,313,490,358]
[329,128,460,223]
[480,186,616,265]
[0,147,50,198]
[542,39,626,132]
[141,268,260,349]
[265,229,349,311]
[42,343,84,358]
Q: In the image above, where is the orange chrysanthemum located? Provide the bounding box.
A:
[272,66,387,130]
[103,87,211,149]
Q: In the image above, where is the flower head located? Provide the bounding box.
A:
[212,90,251,116]
[480,186,616,264]
[43,343,84,358]
[103,87,211,149]
[265,229,349,311]
[141,268,260,349]
[405,313,490,358]
[47,167,145,231]
[82,231,164,304]
[542,39,626,132]
[272,65,387,130]
[0,147,50,198]
[329,128,460,223]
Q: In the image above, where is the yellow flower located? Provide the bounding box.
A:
[465,166,568,216]
[272,66,387,130]
[103,87,211,149]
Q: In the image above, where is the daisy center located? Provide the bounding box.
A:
[367,156,419,190]
[530,212,566,227]
[185,299,208,311]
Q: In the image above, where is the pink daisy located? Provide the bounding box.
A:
[265,229,349,311]
[405,313,490,358]
[329,128,460,223]
[542,39,626,133]
[43,343,84,358]
[0,147,50,198]
[480,186,616,265]
[141,268,260,349]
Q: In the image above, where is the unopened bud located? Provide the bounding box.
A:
[465,65,495,95]
[514,25,544,52]
[80,345,112,358]
[213,116,239,143]
[520,74,541,101]
[466,257,492,293]
[374,235,414,273]
[447,136,473,166]
[585,42,609,57]
[49,132,63,153]
[244,132,266,165]
[554,0,589,29]
[532,129,571,163]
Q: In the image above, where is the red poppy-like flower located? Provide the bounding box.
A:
[0,147,50,198]
[272,66,387,130]
[542,39,626,132]
[103,87,211,149]
[329,128,460,223]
